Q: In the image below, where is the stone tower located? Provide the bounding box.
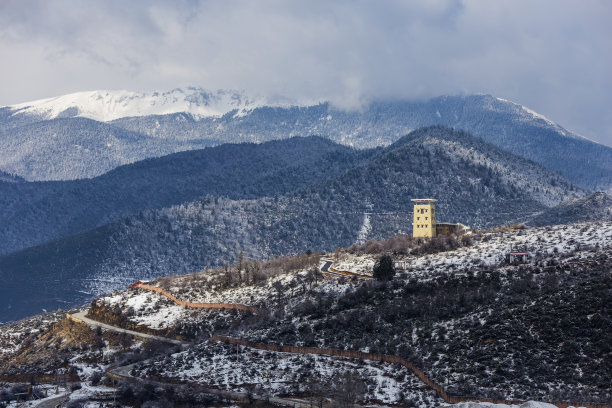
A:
[412,199,437,238]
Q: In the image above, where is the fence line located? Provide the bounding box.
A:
[210,335,611,408]
[133,283,258,314]
[128,279,609,408]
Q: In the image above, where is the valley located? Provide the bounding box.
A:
[0,221,610,407]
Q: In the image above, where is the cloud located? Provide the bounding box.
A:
[0,0,610,145]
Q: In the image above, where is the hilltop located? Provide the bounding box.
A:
[0,220,610,407]
[0,127,588,322]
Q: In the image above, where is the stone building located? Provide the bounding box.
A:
[412,199,437,238]
[412,198,469,238]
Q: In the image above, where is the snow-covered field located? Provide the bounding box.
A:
[132,341,444,407]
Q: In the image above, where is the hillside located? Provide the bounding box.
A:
[0,136,376,255]
[1,221,610,407]
[528,191,612,226]
[0,170,23,183]
[0,127,587,323]
[0,115,217,181]
[2,93,610,191]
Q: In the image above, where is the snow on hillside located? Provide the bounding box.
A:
[99,269,354,331]
[132,342,444,406]
[494,97,557,128]
[38,220,609,407]
[420,136,584,207]
[333,221,612,277]
[448,403,559,408]
[0,312,62,357]
[493,96,600,146]
[7,88,309,122]
[94,221,611,338]
[406,221,611,276]
[133,341,566,408]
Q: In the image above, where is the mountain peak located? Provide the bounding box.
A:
[6,88,306,122]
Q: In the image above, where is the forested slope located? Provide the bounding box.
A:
[0,127,586,322]
[0,136,376,255]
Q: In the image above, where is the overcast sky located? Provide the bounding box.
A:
[0,0,610,145]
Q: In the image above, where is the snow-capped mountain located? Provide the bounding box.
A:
[484,96,595,143]
[6,87,303,122]
[0,91,610,192]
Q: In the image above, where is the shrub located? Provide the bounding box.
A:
[373,255,395,281]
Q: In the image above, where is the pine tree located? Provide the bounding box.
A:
[373,255,395,281]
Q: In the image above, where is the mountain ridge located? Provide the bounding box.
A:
[1,93,609,192]
[3,88,603,147]
[0,126,588,323]
[5,88,311,122]
[0,136,377,255]
[528,191,612,226]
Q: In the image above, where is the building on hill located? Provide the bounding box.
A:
[412,199,437,238]
[506,246,529,263]
[436,222,470,236]
[411,198,469,238]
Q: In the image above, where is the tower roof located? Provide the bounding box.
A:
[411,198,437,203]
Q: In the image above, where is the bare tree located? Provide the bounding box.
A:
[306,374,329,408]
[272,281,284,304]
[332,369,367,407]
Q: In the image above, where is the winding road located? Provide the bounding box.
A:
[320,258,373,279]
[68,311,314,407]
[107,356,314,408]
[33,395,67,408]
[68,310,189,345]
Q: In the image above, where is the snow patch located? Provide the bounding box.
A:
[357,213,371,244]
[7,88,314,122]
[520,105,556,126]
